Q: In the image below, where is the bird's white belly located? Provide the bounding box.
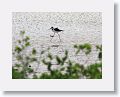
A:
[52,29,58,33]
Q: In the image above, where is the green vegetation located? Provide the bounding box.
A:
[96,45,102,60]
[12,31,102,79]
[12,31,38,79]
[12,68,24,79]
[74,43,92,55]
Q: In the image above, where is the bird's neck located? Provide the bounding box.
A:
[51,28,54,30]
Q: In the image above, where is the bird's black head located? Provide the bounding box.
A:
[50,27,54,29]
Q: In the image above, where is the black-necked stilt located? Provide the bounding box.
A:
[49,27,63,42]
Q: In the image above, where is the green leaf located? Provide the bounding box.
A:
[27,68,34,73]
[60,67,65,71]
[32,48,37,55]
[48,53,53,60]
[42,59,48,65]
[47,62,52,71]
[15,64,21,67]
[30,57,37,62]
[65,50,68,56]
[15,46,22,53]
[74,44,78,48]
[85,50,91,55]
[62,56,67,63]
[41,50,45,54]
[68,60,72,66]
[18,40,21,44]
[24,36,30,42]
[20,31,25,35]
[25,42,30,47]
[84,43,92,50]
[96,45,102,51]
[56,56,62,64]
[76,49,80,55]
[79,45,85,49]
[98,52,102,60]
[16,55,23,61]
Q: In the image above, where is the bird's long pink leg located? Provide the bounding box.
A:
[50,32,55,42]
[57,33,61,42]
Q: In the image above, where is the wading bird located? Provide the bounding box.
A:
[49,27,63,42]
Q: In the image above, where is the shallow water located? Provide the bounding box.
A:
[12,12,102,74]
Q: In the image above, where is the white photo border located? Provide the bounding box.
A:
[0,0,114,91]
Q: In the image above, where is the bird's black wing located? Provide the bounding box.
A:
[54,28,63,31]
